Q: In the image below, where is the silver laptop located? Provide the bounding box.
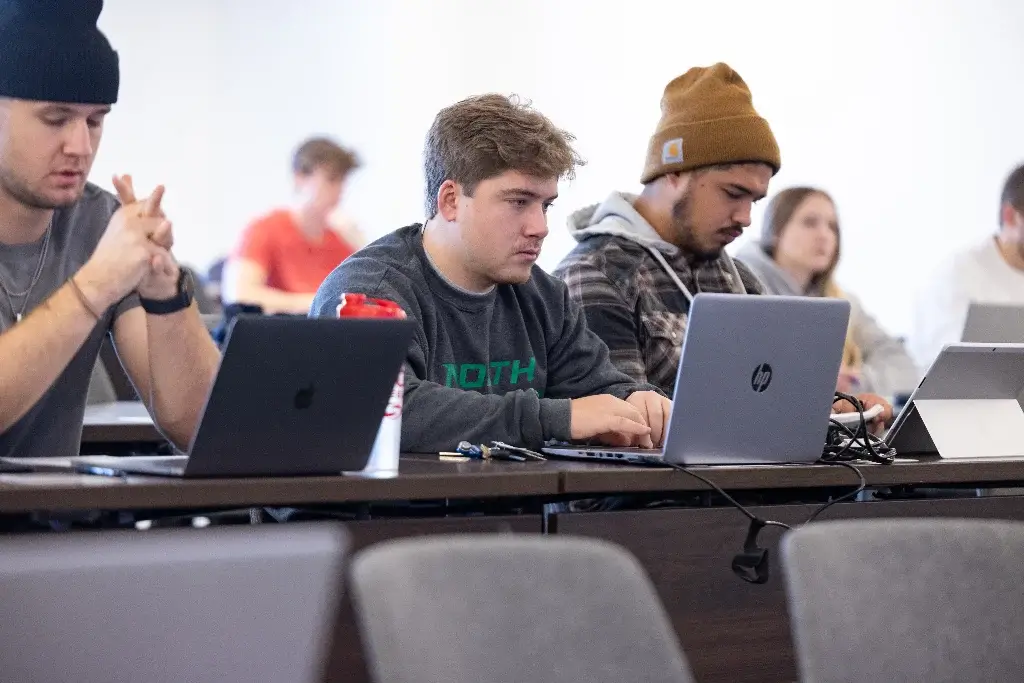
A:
[0,523,348,683]
[886,343,1024,458]
[543,293,850,465]
[961,303,1024,343]
[73,315,414,477]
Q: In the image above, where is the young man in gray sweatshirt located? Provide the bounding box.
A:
[311,94,670,454]
[555,63,893,427]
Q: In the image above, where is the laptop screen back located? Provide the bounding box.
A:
[961,303,1024,344]
[186,316,415,476]
[662,293,850,465]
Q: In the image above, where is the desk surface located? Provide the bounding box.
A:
[0,456,561,514]
[551,455,1024,494]
[4,453,1024,514]
[82,401,163,444]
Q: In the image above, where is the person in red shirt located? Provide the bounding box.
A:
[223,137,361,313]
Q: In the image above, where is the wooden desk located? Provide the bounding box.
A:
[555,456,1024,495]
[82,401,163,445]
[0,453,555,683]
[0,456,561,514]
[549,460,1024,683]
[7,454,1024,683]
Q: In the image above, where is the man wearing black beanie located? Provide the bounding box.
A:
[0,0,220,459]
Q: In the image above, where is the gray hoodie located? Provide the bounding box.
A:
[735,241,920,398]
[554,192,764,397]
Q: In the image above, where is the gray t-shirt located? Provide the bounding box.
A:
[0,183,139,459]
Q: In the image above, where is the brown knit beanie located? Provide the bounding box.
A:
[640,63,780,184]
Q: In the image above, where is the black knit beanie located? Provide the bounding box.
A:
[0,0,119,105]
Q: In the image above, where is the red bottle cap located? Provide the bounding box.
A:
[335,293,406,319]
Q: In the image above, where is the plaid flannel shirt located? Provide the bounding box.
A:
[554,234,763,396]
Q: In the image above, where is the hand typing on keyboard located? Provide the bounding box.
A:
[570,395,653,448]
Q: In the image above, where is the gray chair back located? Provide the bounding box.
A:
[0,523,349,683]
[350,534,695,683]
[783,518,1024,683]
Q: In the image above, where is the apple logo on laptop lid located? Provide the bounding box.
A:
[293,384,316,410]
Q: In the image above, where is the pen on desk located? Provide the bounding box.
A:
[490,441,546,461]
[491,451,527,462]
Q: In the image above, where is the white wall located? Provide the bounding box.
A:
[96,0,1024,336]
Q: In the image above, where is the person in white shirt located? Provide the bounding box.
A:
[908,163,1024,371]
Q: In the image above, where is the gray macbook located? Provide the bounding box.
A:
[0,523,348,683]
[961,302,1024,343]
[543,293,851,465]
[73,315,414,477]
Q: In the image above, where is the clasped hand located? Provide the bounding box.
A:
[110,173,179,301]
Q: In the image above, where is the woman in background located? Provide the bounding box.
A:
[736,187,918,399]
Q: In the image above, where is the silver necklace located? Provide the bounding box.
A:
[0,218,53,323]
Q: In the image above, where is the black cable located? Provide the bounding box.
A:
[806,460,867,523]
[640,456,792,532]
[639,456,790,584]
[823,392,896,464]
[633,392,894,583]
[648,458,866,527]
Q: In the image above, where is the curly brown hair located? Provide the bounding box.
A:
[422,94,585,218]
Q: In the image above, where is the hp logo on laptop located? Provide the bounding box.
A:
[750,363,773,393]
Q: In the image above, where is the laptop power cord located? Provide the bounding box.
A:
[823,391,897,466]
[637,392,893,585]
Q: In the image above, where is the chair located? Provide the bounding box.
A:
[782,519,1024,683]
[349,534,695,683]
[0,523,348,683]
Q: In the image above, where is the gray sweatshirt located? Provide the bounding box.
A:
[310,225,657,453]
[735,241,920,398]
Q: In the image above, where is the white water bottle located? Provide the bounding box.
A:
[363,371,403,476]
[336,293,406,477]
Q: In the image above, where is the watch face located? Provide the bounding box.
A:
[140,267,195,314]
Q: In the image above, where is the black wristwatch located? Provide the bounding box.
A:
[140,268,195,315]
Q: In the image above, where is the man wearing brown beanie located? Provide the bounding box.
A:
[555,63,893,426]
[555,64,777,396]
[0,0,219,459]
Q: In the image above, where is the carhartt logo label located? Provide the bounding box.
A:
[443,357,536,390]
[662,138,684,164]
[750,363,772,393]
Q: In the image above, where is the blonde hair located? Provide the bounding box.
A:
[822,279,862,369]
[761,187,861,370]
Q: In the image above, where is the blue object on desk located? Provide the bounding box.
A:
[456,441,486,459]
